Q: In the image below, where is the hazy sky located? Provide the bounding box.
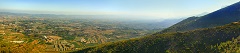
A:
[0,0,239,19]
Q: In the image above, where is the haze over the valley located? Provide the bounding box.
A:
[0,0,239,19]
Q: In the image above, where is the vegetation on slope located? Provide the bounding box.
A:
[215,36,240,53]
[74,21,240,53]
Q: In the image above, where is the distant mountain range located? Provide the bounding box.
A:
[158,1,240,34]
[74,1,240,53]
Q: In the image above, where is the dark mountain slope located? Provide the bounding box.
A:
[73,21,240,53]
[158,1,240,33]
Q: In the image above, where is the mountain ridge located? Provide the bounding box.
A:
[73,21,240,53]
[73,1,240,53]
[157,1,240,34]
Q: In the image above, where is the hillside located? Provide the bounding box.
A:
[216,36,240,52]
[158,1,240,34]
[74,21,240,53]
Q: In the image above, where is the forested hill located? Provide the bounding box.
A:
[157,1,240,34]
[73,21,240,53]
[72,1,240,53]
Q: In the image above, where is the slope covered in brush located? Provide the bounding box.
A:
[215,36,240,53]
[158,1,240,33]
[73,21,240,53]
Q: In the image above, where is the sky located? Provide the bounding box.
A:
[0,0,239,19]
